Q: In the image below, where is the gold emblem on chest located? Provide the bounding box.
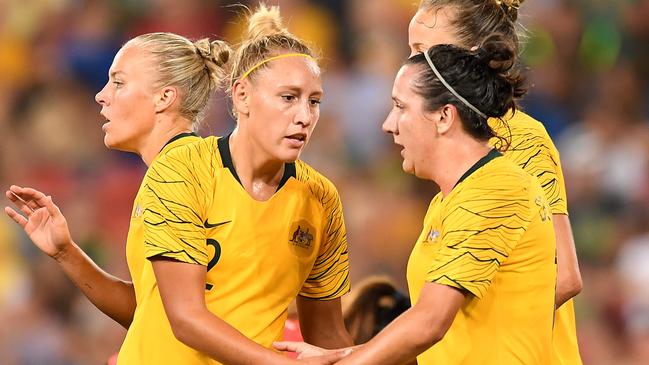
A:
[289,220,317,257]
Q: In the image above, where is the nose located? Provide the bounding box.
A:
[95,83,109,106]
[382,110,398,135]
[294,99,314,127]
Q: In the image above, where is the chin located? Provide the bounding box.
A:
[276,148,302,163]
[402,161,415,175]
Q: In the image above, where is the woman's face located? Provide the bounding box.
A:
[95,43,159,153]
[241,55,323,163]
[408,7,460,56]
[382,64,440,179]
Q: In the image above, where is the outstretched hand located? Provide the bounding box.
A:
[5,185,73,259]
[294,349,351,364]
[274,341,352,363]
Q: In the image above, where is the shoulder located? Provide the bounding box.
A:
[447,158,544,223]
[504,111,558,150]
[156,136,222,169]
[458,157,537,203]
[293,160,341,204]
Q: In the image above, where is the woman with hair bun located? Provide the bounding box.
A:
[408,2,583,364]
[119,3,353,365]
[5,31,232,362]
[277,35,557,365]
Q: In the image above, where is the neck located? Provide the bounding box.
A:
[432,137,492,197]
[139,116,193,166]
[229,127,285,198]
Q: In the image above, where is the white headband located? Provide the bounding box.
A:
[423,50,487,119]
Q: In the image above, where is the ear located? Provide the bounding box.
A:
[154,86,179,114]
[435,104,458,135]
[232,79,250,117]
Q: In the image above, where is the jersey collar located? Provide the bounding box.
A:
[454,149,503,188]
[217,133,296,191]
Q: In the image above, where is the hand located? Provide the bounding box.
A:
[293,348,352,364]
[274,341,352,361]
[5,185,73,259]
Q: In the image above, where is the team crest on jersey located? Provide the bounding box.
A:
[288,220,317,257]
[424,228,440,244]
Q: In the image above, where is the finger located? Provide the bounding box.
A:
[15,187,49,206]
[6,191,37,216]
[273,341,301,353]
[319,349,352,364]
[42,195,62,218]
[7,187,39,211]
[12,187,61,217]
[5,206,28,228]
[21,188,61,216]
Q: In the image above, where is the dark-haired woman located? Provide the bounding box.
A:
[277,37,556,365]
[408,3,582,363]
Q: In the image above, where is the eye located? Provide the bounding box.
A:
[309,98,321,106]
[393,100,404,110]
[281,95,296,102]
[113,80,124,88]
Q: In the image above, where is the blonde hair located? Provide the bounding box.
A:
[129,32,232,125]
[418,0,525,54]
[230,3,316,89]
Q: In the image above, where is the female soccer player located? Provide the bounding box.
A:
[277,36,557,365]
[408,1,582,363]
[5,30,227,355]
[5,15,349,365]
[120,4,353,365]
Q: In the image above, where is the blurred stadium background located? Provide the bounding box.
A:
[1,0,648,364]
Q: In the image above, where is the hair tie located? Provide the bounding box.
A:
[423,50,487,119]
[238,53,314,81]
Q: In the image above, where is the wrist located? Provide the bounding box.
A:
[53,240,76,263]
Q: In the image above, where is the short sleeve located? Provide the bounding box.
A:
[142,141,214,265]
[546,146,568,215]
[300,185,350,300]
[426,184,534,299]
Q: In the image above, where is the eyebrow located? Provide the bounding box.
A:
[280,85,323,97]
[109,70,125,78]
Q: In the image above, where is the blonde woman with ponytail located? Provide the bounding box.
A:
[408,1,583,364]
[5,32,233,362]
[97,4,352,365]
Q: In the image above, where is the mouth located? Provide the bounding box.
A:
[100,113,110,132]
[285,133,307,147]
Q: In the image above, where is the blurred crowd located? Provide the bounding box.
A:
[1,0,648,364]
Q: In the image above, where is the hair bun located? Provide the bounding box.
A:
[246,3,288,42]
[194,38,232,90]
[497,0,524,22]
[474,33,515,74]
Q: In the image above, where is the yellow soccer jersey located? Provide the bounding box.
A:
[407,150,557,365]
[118,134,350,365]
[118,132,201,364]
[491,111,582,365]
[490,111,568,215]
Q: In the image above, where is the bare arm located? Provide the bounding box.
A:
[553,214,582,307]
[151,258,348,365]
[5,185,135,328]
[297,296,354,349]
[334,282,465,365]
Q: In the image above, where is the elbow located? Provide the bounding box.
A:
[564,272,583,298]
[413,322,446,352]
[569,274,583,297]
[166,309,198,346]
[557,273,583,304]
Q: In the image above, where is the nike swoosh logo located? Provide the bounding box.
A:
[204,220,231,229]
